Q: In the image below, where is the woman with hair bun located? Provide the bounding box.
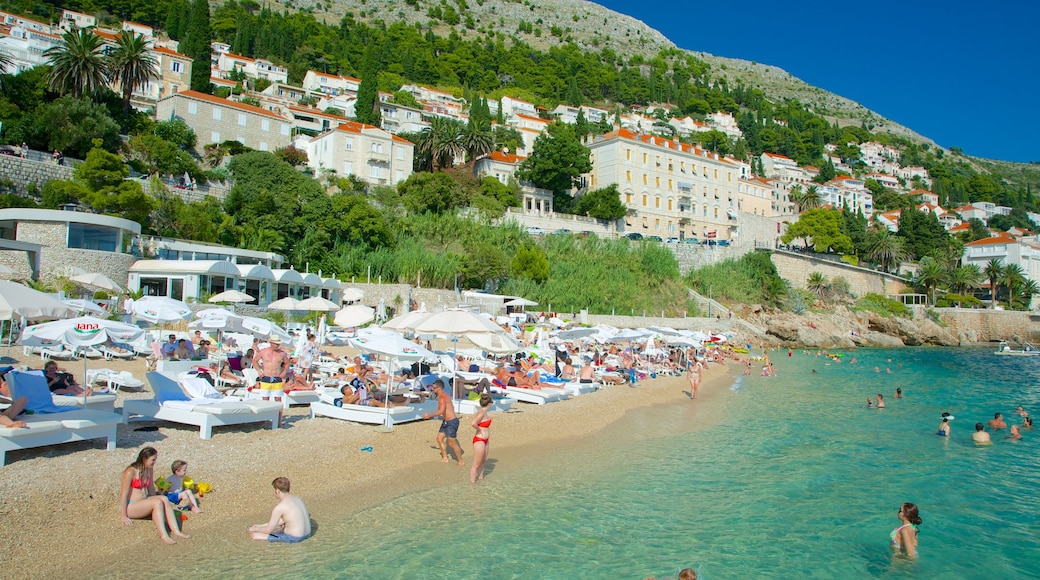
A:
[891,502,922,557]
[469,394,494,484]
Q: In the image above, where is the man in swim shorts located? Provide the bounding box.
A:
[249,476,312,543]
[422,381,464,465]
[253,336,289,403]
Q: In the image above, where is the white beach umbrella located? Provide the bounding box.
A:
[267,297,301,311]
[190,310,290,341]
[504,297,538,307]
[465,332,522,354]
[21,316,145,405]
[296,296,339,311]
[382,309,432,332]
[133,296,192,323]
[341,287,364,303]
[411,309,506,337]
[0,280,75,320]
[334,304,375,328]
[208,289,255,303]
[70,272,124,293]
[349,331,438,429]
[62,298,107,316]
[555,327,598,340]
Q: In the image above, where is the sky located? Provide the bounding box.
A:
[595,0,1040,163]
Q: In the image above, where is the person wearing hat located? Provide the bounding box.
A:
[422,380,464,465]
[937,413,954,437]
[253,336,290,404]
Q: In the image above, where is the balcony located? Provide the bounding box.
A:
[367,151,389,163]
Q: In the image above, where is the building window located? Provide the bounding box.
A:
[344,161,353,175]
[345,138,353,151]
[67,223,119,252]
[626,171,631,182]
[395,169,404,183]
[171,61,182,73]
[370,165,381,179]
[187,101,197,115]
[642,194,647,207]
[655,177,660,187]
[396,147,404,161]
[626,149,631,161]
[668,199,673,211]
[668,179,673,190]
[212,108,221,121]
[655,197,660,208]
[260,142,268,151]
[625,193,632,204]
[238,113,247,126]
[280,123,290,136]
[642,174,647,185]
[642,153,647,164]
[211,131,220,143]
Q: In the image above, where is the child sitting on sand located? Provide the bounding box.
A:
[166,460,203,513]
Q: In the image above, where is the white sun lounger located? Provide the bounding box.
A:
[2,372,120,465]
[503,386,562,405]
[122,372,282,439]
[98,345,135,360]
[238,368,320,409]
[310,388,438,427]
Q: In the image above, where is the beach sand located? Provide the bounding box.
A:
[0,348,735,577]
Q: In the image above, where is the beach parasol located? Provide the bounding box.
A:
[341,287,364,303]
[348,330,438,430]
[504,297,538,308]
[382,309,432,332]
[296,296,340,312]
[0,280,76,322]
[208,290,255,304]
[21,316,144,405]
[70,272,124,293]
[133,296,192,324]
[409,310,512,405]
[334,304,375,328]
[191,309,291,341]
[266,297,301,311]
[62,298,107,316]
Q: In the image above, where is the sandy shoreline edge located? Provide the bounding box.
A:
[0,353,734,577]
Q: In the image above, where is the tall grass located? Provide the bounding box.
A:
[685,252,785,306]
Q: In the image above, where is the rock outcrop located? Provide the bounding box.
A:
[738,306,961,349]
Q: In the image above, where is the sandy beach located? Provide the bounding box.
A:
[0,347,735,577]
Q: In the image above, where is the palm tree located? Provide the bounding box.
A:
[1000,264,1026,309]
[866,228,908,273]
[1017,279,1039,311]
[946,264,982,298]
[108,30,158,117]
[788,184,804,211]
[806,271,828,298]
[0,47,13,90]
[460,116,494,169]
[984,259,1005,309]
[45,28,108,98]
[800,185,824,210]
[416,116,465,171]
[914,256,946,306]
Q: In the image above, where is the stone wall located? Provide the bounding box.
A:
[769,249,907,296]
[0,154,74,195]
[935,308,1040,343]
[0,221,135,286]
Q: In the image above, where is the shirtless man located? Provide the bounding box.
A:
[579,363,596,384]
[248,477,312,543]
[252,336,290,402]
[972,423,992,444]
[988,412,1007,430]
[422,381,464,465]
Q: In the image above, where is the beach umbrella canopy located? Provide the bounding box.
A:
[411,309,505,337]
[21,316,144,347]
[334,304,375,328]
[504,297,538,307]
[555,327,598,340]
[70,272,124,293]
[0,280,75,320]
[267,297,301,311]
[348,330,437,362]
[190,310,290,341]
[382,309,432,332]
[465,332,522,354]
[133,296,192,323]
[341,287,364,302]
[208,290,255,303]
[297,296,340,311]
[62,298,107,316]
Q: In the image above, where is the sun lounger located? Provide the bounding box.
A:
[122,372,282,439]
[98,345,135,361]
[9,371,117,412]
[503,386,562,405]
[39,346,77,361]
[237,368,319,409]
[1,372,120,465]
[310,388,438,427]
[454,391,515,414]
[75,346,105,359]
[539,376,598,396]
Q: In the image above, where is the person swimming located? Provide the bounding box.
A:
[937,415,953,437]
[891,502,921,558]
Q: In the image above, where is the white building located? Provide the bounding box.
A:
[474,151,526,185]
[305,121,415,187]
[551,104,609,125]
[378,101,429,134]
[0,21,60,73]
[706,111,742,139]
[58,9,95,31]
[498,95,537,118]
[302,70,361,96]
[214,52,288,84]
[963,233,1040,288]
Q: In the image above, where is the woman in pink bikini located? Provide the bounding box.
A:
[119,447,191,545]
[469,394,493,484]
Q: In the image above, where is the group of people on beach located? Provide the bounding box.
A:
[119,447,311,545]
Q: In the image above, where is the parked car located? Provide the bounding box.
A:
[647,235,664,242]
[551,228,572,235]
[682,238,700,245]
[665,237,680,244]
[717,240,731,247]
[0,146,18,157]
[526,226,545,235]
[624,232,644,240]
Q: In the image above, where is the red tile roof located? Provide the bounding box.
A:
[170,90,285,120]
[487,151,525,164]
[966,232,1018,246]
[153,46,190,59]
[330,121,414,145]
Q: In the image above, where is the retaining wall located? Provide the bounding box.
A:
[769,249,908,296]
[936,308,1040,343]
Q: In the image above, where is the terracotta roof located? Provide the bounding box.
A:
[328,121,412,145]
[515,113,547,123]
[764,152,792,160]
[804,166,820,171]
[289,105,351,122]
[168,90,285,120]
[487,151,525,164]
[948,223,970,232]
[153,46,190,59]
[93,29,118,41]
[966,232,1018,246]
[221,52,254,63]
[308,70,361,84]
[910,188,934,196]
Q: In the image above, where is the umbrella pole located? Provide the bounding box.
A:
[377,357,396,433]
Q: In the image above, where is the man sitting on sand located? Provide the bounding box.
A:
[249,477,312,543]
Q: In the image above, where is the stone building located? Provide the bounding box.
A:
[155,90,293,154]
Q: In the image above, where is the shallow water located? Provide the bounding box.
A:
[162,348,1040,578]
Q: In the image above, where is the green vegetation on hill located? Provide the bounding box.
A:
[685,252,786,308]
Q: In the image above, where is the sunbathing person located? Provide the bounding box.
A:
[44,361,89,395]
[1,395,28,428]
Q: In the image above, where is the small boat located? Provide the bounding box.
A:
[994,341,1040,356]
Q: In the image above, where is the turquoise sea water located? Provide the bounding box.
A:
[177,348,1040,578]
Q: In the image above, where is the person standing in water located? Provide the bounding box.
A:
[423,381,464,465]
[876,393,885,409]
[469,393,493,483]
[890,502,921,558]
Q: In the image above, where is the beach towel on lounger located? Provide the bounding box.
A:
[6,371,74,414]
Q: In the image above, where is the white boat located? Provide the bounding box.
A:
[994,341,1040,356]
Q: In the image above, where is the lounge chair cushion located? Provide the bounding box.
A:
[147,372,191,404]
[7,372,73,414]
[58,410,121,429]
[192,403,252,415]
[242,400,284,414]
[0,420,64,437]
[53,394,117,407]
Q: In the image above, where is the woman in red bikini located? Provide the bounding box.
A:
[119,447,191,545]
[469,394,494,484]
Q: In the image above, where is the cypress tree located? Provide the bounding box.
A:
[355,46,381,126]
[180,0,213,93]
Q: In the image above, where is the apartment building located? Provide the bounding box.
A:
[586,128,744,241]
[305,121,414,187]
[378,101,429,134]
[155,90,293,153]
[551,104,609,125]
[909,189,940,205]
[816,176,874,218]
[214,52,288,84]
[498,96,537,118]
[0,20,60,74]
[963,233,1040,286]
[474,151,525,185]
[302,70,360,96]
[866,171,901,190]
[58,9,95,31]
[737,177,779,217]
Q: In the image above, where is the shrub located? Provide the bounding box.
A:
[854,293,910,318]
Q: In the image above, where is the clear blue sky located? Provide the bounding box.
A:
[595,0,1040,163]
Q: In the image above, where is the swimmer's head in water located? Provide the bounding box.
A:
[975,422,985,431]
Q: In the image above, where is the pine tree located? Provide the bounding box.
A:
[566,75,581,106]
[574,107,589,139]
[180,0,212,93]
